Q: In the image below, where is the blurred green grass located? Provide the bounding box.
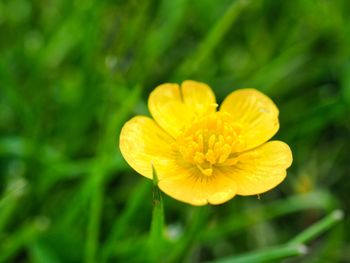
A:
[0,0,350,262]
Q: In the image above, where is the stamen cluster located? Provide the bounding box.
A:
[177,112,243,176]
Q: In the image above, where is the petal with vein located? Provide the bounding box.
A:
[159,167,237,206]
[220,89,279,150]
[221,141,292,196]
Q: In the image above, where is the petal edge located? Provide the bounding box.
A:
[119,116,175,179]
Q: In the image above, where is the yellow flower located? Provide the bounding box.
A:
[119,80,292,206]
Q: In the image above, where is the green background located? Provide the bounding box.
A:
[0,0,349,262]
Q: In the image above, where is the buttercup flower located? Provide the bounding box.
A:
[119,81,292,206]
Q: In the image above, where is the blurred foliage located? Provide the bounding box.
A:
[0,0,350,262]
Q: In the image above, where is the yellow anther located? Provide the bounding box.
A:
[223,144,231,154]
[197,134,204,152]
[194,152,205,164]
[208,134,216,149]
[218,155,227,163]
[197,164,213,176]
[223,157,238,166]
[206,149,216,164]
[213,142,221,153]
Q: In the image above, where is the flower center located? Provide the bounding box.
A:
[176,112,244,176]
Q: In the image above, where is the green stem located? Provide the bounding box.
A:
[210,244,307,263]
[289,209,344,245]
[211,209,343,263]
[148,166,165,262]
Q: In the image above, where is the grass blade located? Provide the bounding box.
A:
[0,218,49,263]
[99,181,150,263]
[201,191,336,243]
[167,206,209,263]
[174,0,250,78]
[84,168,105,263]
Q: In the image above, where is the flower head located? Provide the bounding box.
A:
[119,80,292,206]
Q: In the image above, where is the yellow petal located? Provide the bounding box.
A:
[148,81,216,138]
[159,167,237,206]
[221,141,292,196]
[148,83,188,138]
[181,80,217,115]
[220,89,279,150]
[119,116,175,179]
